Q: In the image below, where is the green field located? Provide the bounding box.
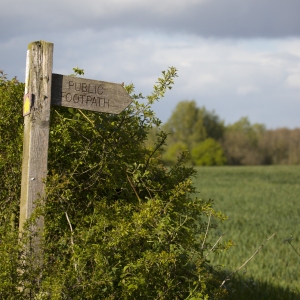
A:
[193,166,300,299]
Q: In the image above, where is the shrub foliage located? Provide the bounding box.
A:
[0,69,229,299]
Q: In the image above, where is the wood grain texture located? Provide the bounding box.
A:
[51,74,132,114]
[19,41,53,235]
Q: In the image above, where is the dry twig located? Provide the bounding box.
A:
[202,212,212,250]
[220,233,276,288]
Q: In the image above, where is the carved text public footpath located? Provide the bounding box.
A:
[51,74,132,114]
[64,80,109,108]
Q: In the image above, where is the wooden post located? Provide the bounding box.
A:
[18,41,131,291]
[19,41,53,248]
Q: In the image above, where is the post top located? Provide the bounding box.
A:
[28,40,54,49]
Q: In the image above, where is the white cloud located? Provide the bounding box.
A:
[1,0,300,39]
[1,16,300,128]
[285,74,300,89]
[237,85,260,96]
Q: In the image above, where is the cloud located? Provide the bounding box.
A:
[1,0,300,129]
[237,86,260,96]
[285,74,300,89]
[1,0,300,39]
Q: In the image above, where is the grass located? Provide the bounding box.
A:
[193,165,300,299]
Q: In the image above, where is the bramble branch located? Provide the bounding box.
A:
[220,233,275,288]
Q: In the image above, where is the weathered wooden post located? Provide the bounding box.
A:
[19,40,132,292]
[19,41,53,250]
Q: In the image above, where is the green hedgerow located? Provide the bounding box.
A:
[0,68,230,299]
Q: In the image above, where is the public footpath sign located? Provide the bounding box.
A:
[19,41,132,248]
[52,74,131,114]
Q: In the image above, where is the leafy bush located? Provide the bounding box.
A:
[0,70,24,298]
[0,68,230,299]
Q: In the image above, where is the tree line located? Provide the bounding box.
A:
[148,100,300,166]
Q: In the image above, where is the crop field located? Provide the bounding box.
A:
[193,166,300,299]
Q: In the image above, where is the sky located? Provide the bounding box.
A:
[1,0,300,129]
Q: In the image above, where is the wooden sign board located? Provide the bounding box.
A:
[51,74,132,114]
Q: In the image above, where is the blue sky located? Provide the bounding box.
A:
[1,0,300,128]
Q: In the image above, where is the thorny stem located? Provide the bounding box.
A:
[64,210,78,272]
[78,109,94,126]
[287,241,300,257]
[140,178,153,199]
[220,233,276,288]
[204,233,225,259]
[59,196,78,272]
[126,172,141,203]
[202,212,212,250]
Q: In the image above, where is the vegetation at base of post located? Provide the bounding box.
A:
[0,68,233,299]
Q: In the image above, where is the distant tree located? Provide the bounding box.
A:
[222,117,266,165]
[162,100,206,152]
[192,138,226,166]
[144,126,161,152]
[259,128,300,165]
[226,117,265,142]
[288,129,300,164]
[200,107,225,141]
[161,100,225,166]
[162,141,188,166]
